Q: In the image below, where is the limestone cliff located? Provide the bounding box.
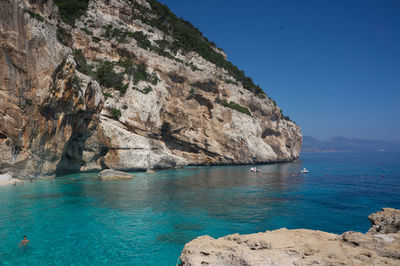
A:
[0,0,302,179]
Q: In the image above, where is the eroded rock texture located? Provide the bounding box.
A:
[0,0,102,178]
[368,207,400,235]
[1,0,302,178]
[179,208,400,266]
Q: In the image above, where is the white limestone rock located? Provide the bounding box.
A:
[98,169,135,180]
[179,208,400,266]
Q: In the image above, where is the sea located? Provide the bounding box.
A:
[0,151,399,265]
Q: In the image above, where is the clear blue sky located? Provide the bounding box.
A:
[159,0,400,142]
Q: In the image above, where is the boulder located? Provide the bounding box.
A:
[98,169,135,181]
[368,208,400,234]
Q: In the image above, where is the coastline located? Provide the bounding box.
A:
[0,173,55,187]
[6,156,300,180]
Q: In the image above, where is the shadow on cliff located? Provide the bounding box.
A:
[54,80,105,175]
[55,114,97,175]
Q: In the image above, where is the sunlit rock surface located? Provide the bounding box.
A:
[179,208,400,266]
[0,0,301,179]
[98,169,135,180]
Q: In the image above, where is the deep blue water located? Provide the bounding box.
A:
[1,152,399,265]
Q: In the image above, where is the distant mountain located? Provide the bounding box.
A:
[302,136,400,152]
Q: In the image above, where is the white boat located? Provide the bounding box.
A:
[300,168,309,174]
[250,167,262,173]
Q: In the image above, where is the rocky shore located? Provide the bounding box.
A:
[179,208,400,265]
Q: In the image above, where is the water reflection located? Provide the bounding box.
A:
[1,152,399,265]
[145,162,305,223]
[33,162,306,238]
[44,161,305,216]
[52,162,305,225]
[158,161,304,190]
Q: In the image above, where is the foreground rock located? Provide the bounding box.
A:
[179,208,400,265]
[98,169,135,180]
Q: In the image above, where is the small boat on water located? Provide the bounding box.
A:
[250,167,262,173]
[300,168,309,174]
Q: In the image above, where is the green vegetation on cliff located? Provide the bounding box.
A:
[81,27,93,36]
[73,49,158,96]
[133,86,153,94]
[57,26,71,46]
[96,62,128,96]
[63,1,277,103]
[54,0,89,25]
[23,9,45,22]
[216,98,252,116]
[54,0,267,98]
[112,108,122,120]
[74,49,94,76]
[280,109,291,121]
[72,73,83,90]
[131,0,265,97]
[99,24,180,61]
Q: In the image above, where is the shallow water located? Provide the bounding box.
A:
[1,152,399,265]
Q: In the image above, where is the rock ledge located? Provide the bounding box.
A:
[179,208,400,265]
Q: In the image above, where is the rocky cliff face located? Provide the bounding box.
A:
[0,0,302,179]
[179,208,400,266]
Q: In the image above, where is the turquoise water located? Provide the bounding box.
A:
[1,152,400,265]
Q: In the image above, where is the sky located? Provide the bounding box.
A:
[159,0,400,142]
